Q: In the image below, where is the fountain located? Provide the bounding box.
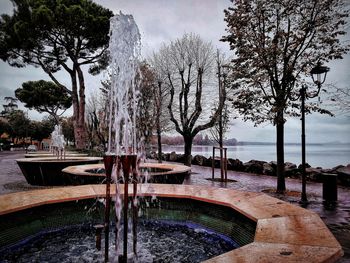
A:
[17,125,101,186]
[101,12,144,262]
[16,155,102,185]
[50,125,66,159]
[61,163,190,185]
[24,124,88,158]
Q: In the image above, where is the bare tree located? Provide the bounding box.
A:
[150,55,172,163]
[86,93,107,150]
[97,63,168,157]
[209,50,232,148]
[137,63,158,157]
[328,85,350,115]
[152,33,226,166]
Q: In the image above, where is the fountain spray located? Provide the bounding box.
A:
[50,125,66,159]
[103,12,141,263]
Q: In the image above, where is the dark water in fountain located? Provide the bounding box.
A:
[0,220,237,263]
[86,167,171,175]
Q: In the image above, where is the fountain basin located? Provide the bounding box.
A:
[24,152,88,158]
[16,157,102,186]
[62,163,191,185]
[0,184,343,262]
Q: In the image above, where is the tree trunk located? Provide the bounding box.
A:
[70,69,81,149]
[74,123,86,149]
[53,114,60,125]
[74,66,87,150]
[183,135,193,167]
[157,124,162,163]
[276,111,286,193]
[156,82,162,163]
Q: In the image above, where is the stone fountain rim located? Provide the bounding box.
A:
[16,156,103,163]
[0,184,343,262]
[24,153,89,158]
[61,163,191,177]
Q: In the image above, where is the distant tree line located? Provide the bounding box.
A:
[0,97,74,149]
[160,134,237,146]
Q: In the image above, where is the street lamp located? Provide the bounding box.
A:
[300,62,330,205]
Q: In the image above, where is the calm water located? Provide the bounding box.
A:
[161,144,350,169]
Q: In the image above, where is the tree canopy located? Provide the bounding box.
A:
[0,0,112,73]
[1,97,18,117]
[0,0,113,149]
[223,0,349,123]
[222,0,349,191]
[7,109,30,141]
[28,118,55,144]
[15,80,72,123]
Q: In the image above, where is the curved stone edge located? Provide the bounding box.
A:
[62,164,106,177]
[24,153,89,158]
[16,156,103,163]
[0,184,343,262]
[61,163,191,177]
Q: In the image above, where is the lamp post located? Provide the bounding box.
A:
[300,62,329,205]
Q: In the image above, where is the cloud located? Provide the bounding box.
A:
[97,0,231,56]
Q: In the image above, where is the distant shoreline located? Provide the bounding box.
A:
[159,144,350,169]
[160,142,350,147]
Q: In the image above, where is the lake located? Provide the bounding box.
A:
[161,144,350,169]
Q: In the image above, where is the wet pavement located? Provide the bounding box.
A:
[0,151,51,194]
[0,151,349,262]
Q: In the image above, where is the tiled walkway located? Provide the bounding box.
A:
[0,151,349,262]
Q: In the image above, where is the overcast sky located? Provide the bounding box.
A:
[0,0,349,144]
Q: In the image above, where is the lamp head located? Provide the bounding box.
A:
[310,62,329,86]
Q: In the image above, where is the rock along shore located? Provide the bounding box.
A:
[148,151,350,187]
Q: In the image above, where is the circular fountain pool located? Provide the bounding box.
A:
[16,157,102,186]
[0,196,253,263]
[62,163,191,185]
[24,152,88,158]
[0,184,343,262]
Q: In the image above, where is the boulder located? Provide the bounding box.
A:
[147,151,158,159]
[243,160,266,174]
[336,164,350,186]
[305,167,322,181]
[263,162,274,176]
[208,156,222,168]
[298,163,311,169]
[285,162,297,170]
[192,155,208,166]
[227,158,244,171]
[265,161,299,177]
[321,165,345,175]
[175,153,186,163]
[285,162,299,178]
[169,151,178,162]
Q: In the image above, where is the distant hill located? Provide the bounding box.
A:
[237,141,323,146]
[159,134,338,146]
